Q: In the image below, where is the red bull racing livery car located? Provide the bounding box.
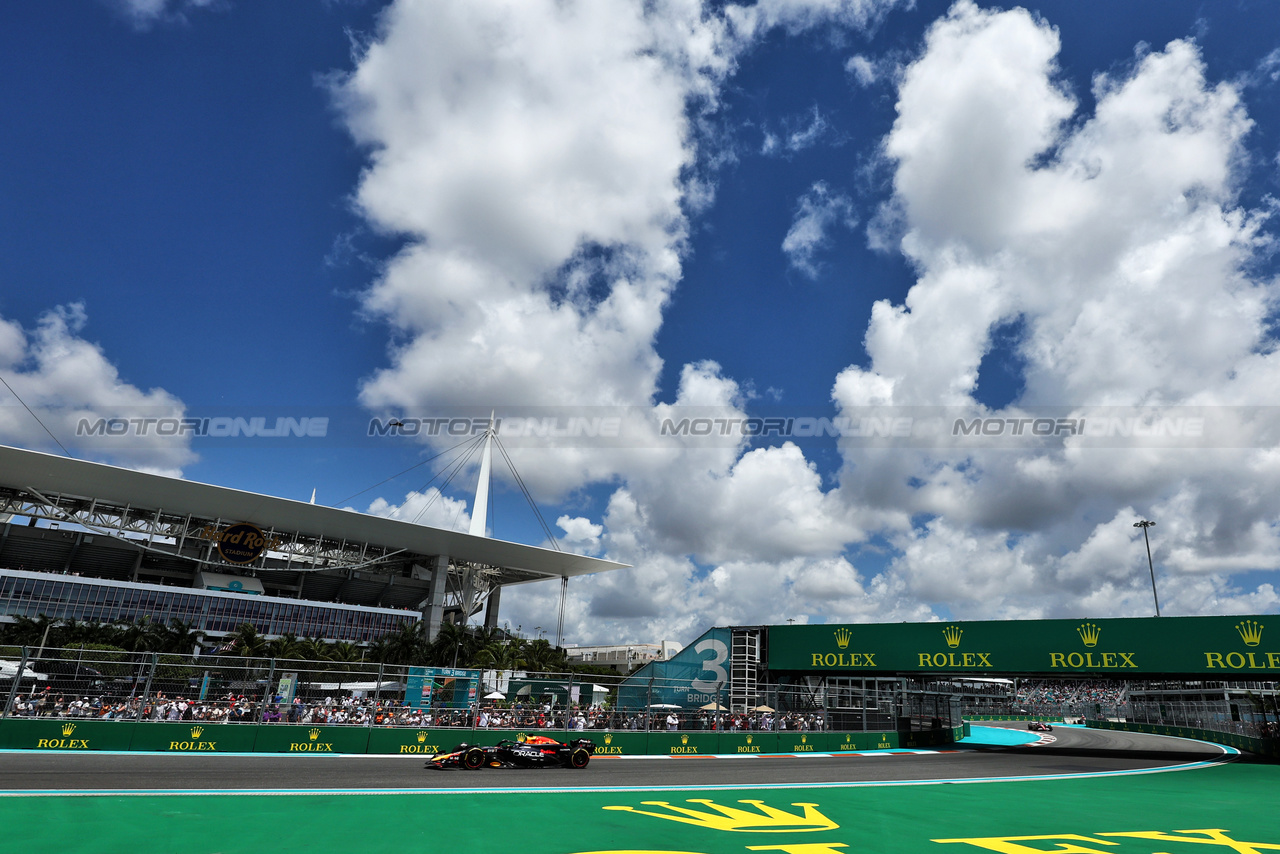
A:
[428,735,595,770]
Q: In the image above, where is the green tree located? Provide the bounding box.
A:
[267,632,304,659]
[160,620,205,655]
[381,621,427,665]
[297,636,331,662]
[473,635,527,670]
[112,616,168,653]
[4,614,58,649]
[227,622,268,657]
[524,638,567,673]
[430,621,470,667]
[328,641,362,663]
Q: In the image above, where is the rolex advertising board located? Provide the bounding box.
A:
[768,615,1279,676]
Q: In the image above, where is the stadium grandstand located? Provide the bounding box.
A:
[0,444,625,646]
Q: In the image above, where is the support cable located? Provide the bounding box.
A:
[0,373,73,458]
[334,433,487,507]
[409,433,487,525]
[492,434,560,551]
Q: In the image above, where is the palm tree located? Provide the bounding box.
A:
[499,637,529,670]
[471,641,504,669]
[59,618,104,648]
[328,641,362,663]
[382,622,427,665]
[160,619,205,655]
[267,633,304,659]
[431,621,471,667]
[366,635,394,664]
[226,622,268,657]
[5,614,58,649]
[297,636,331,662]
[524,638,567,673]
[112,616,168,653]
[473,633,527,670]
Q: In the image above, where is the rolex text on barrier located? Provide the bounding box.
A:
[767,614,1279,675]
[249,724,371,754]
[0,721,964,755]
[0,718,136,751]
[128,721,258,753]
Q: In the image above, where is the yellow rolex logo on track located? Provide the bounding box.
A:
[602,799,838,833]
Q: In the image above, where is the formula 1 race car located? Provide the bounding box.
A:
[427,736,596,770]
[1027,721,1054,732]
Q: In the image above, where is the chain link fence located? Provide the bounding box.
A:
[4,646,965,733]
[1088,698,1280,741]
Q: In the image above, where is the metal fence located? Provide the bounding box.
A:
[1090,698,1280,741]
[3,646,964,733]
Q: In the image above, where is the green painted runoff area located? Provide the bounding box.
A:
[1,762,1276,854]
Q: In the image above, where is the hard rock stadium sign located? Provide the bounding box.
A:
[766,615,1278,676]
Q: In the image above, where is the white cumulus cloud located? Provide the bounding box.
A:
[782,181,857,277]
[831,0,1280,621]
[0,304,193,476]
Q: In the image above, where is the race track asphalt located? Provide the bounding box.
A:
[0,723,1234,793]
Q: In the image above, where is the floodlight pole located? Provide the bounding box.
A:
[1134,520,1160,617]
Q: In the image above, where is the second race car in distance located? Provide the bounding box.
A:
[427,735,596,770]
[1027,721,1054,732]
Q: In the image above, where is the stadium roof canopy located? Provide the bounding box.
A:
[0,444,626,622]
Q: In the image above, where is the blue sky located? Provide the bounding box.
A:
[2,0,1279,645]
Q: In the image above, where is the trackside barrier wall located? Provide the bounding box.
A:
[1085,718,1280,759]
[0,718,965,754]
[965,715,1064,722]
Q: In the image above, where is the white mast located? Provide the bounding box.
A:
[468,411,495,538]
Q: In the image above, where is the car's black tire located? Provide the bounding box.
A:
[570,748,591,769]
[463,747,486,770]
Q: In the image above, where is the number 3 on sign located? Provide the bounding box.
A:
[691,638,728,692]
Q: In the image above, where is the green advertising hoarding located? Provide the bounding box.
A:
[0,718,136,751]
[250,724,371,754]
[127,720,258,753]
[768,614,1278,676]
